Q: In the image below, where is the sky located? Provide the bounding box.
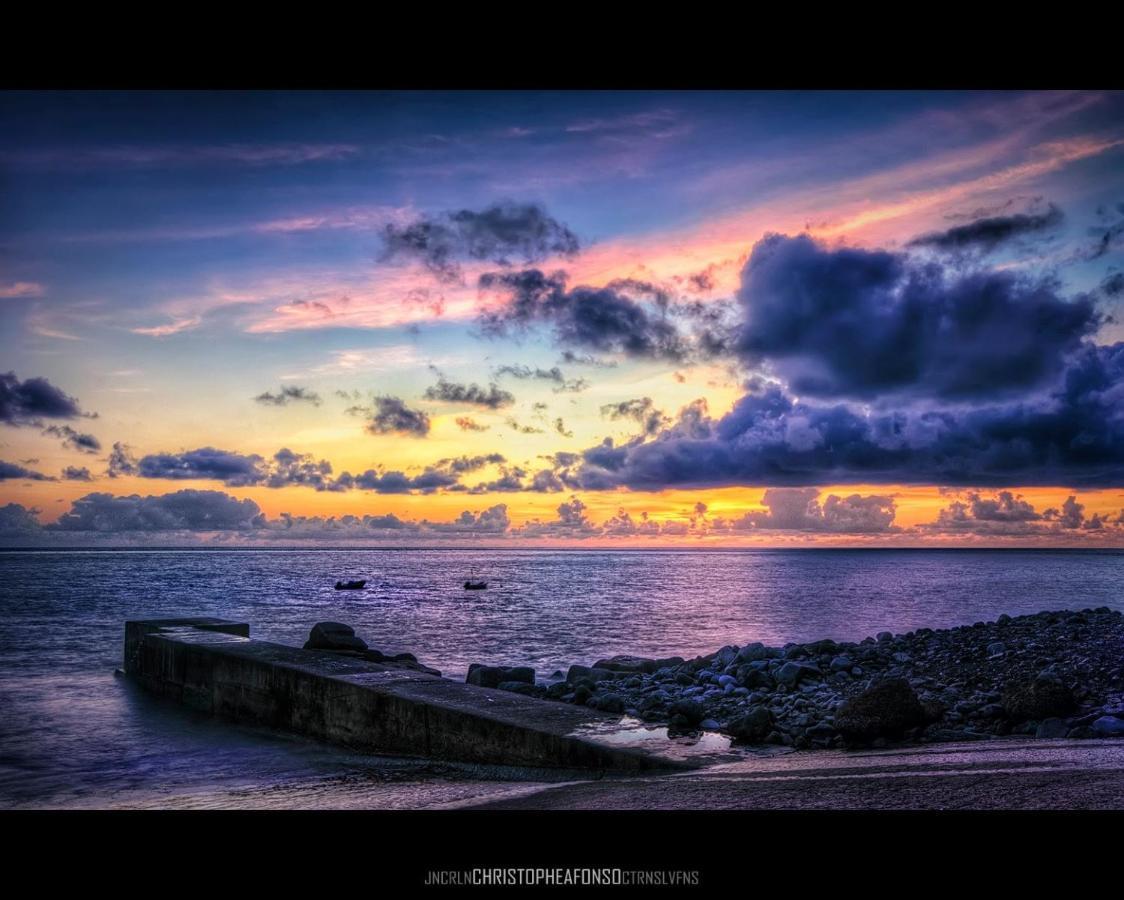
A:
[2,89,1124,546]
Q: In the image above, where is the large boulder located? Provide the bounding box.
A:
[1092,716,1124,737]
[566,664,618,685]
[735,643,769,663]
[726,706,774,743]
[466,664,535,688]
[1002,675,1075,721]
[669,698,705,728]
[304,621,368,652]
[834,678,927,742]
[775,661,822,687]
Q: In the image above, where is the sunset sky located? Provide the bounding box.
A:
[2,90,1123,545]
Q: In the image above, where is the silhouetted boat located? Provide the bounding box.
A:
[463,580,488,590]
[334,579,366,590]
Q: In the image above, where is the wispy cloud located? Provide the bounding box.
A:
[0,281,45,299]
[131,316,202,337]
[1,143,360,170]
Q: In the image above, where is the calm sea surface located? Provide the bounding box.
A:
[2,548,1122,808]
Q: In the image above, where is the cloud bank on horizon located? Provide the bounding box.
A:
[2,90,1124,544]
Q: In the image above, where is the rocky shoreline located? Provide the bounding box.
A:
[467,608,1124,750]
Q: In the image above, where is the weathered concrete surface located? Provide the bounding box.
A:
[123,618,697,772]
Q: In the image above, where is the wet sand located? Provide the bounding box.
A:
[465,738,1124,810]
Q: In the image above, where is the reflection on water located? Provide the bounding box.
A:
[1,548,1122,808]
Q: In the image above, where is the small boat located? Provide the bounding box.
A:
[463,580,488,590]
[334,579,367,590]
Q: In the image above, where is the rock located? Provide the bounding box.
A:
[304,621,368,652]
[726,706,774,743]
[775,661,821,687]
[590,692,626,713]
[834,678,926,742]
[736,642,768,663]
[876,631,894,643]
[830,655,853,672]
[986,641,1006,655]
[1002,676,1075,720]
[669,698,705,727]
[497,681,539,696]
[566,664,617,685]
[1035,717,1069,739]
[739,667,775,690]
[806,722,838,742]
[466,664,534,689]
[1092,716,1124,737]
[592,655,657,674]
[699,718,720,730]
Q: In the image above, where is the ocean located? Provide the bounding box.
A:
[2,547,1122,808]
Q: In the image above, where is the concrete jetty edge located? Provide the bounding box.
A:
[123,617,698,772]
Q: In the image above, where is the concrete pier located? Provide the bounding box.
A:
[123,618,700,772]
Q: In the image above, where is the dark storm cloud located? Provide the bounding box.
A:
[43,424,101,453]
[106,442,138,478]
[563,338,1124,489]
[1101,271,1124,297]
[729,487,897,534]
[908,203,1064,253]
[924,491,1121,536]
[136,447,267,486]
[478,269,690,361]
[964,490,1041,522]
[0,372,86,424]
[254,385,323,407]
[365,396,431,436]
[427,504,511,534]
[62,465,93,481]
[0,459,54,481]
[51,490,265,531]
[736,234,1099,401]
[424,377,515,409]
[600,397,668,436]
[0,503,41,533]
[434,453,506,474]
[335,468,458,494]
[494,365,588,393]
[560,351,618,368]
[1086,202,1124,260]
[264,448,337,491]
[380,202,580,283]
